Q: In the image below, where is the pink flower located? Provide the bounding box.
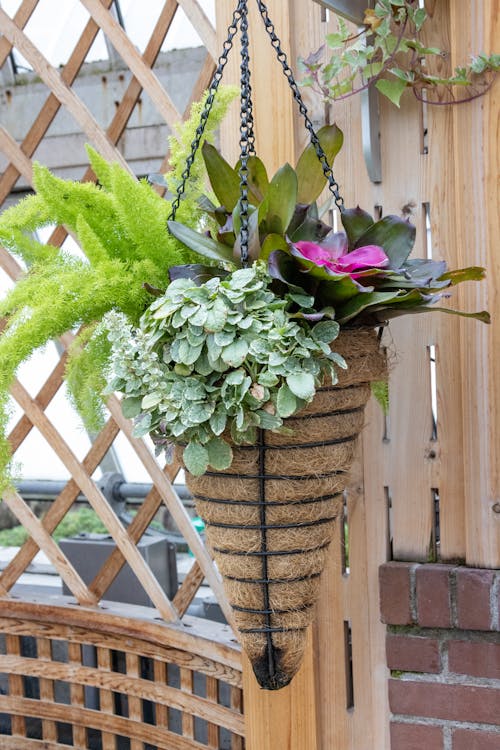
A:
[293,234,389,279]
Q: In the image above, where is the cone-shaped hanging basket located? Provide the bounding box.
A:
[179,328,386,689]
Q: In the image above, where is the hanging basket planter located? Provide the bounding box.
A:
[180,328,386,689]
[100,0,488,693]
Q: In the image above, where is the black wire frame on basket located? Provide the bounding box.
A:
[167,0,348,690]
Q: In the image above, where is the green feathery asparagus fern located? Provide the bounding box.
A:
[0,85,238,489]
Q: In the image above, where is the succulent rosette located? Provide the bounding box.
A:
[167,125,489,326]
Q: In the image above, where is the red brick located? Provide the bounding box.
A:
[387,634,441,673]
[456,568,495,630]
[388,680,499,725]
[416,564,452,628]
[379,562,415,625]
[448,640,500,679]
[452,729,500,750]
[391,722,443,750]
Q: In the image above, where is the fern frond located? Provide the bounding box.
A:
[167,85,239,194]
[66,325,111,431]
[85,145,114,190]
[0,86,238,488]
[108,165,177,265]
[33,164,129,261]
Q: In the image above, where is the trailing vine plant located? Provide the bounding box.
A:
[299,0,499,108]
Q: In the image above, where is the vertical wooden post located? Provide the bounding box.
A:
[216,2,321,748]
[449,1,500,568]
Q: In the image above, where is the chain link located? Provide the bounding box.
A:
[238,1,253,266]
[168,0,345,239]
[168,1,245,223]
[254,0,345,210]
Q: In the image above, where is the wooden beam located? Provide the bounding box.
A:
[0,0,115,203]
[0,126,33,183]
[313,0,367,25]
[80,0,182,128]
[216,3,321,747]
[450,0,500,567]
[89,482,166,600]
[2,490,98,606]
[0,419,119,595]
[176,0,217,60]
[173,560,206,618]
[0,0,39,68]
[241,637,318,750]
[8,379,180,623]
[104,394,234,626]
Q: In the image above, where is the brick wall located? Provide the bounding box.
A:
[379,562,500,750]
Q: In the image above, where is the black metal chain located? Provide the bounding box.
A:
[254,0,345,210]
[168,1,246,223]
[238,1,254,266]
[168,0,344,242]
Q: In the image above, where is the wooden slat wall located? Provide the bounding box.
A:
[217,2,498,749]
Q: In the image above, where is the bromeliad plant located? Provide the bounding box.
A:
[103,123,489,475]
[166,125,489,326]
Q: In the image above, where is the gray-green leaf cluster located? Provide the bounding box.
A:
[104,264,345,476]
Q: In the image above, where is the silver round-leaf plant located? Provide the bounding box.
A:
[103,264,346,476]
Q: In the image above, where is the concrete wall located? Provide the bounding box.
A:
[0,46,207,187]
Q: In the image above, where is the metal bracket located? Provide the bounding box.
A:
[313,0,368,25]
[313,0,382,183]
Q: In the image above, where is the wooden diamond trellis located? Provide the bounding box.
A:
[0,0,236,626]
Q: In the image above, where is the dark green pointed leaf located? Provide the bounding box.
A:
[336,291,403,323]
[295,124,344,204]
[289,247,348,282]
[167,221,235,264]
[317,276,365,305]
[289,214,332,243]
[258,164,298,236]
[401,258,447,283]
[355,215,416,269]
[340,206,375,250]
[259,233,289,261]
[438,266,486,285]
[267,249,310,293]
[286,204,310,237]
[202,142,241,211]
[379,305,491,324]
[235,155,269,203]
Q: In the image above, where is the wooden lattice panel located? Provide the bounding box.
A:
[0,0,231,618]
[0,1,244,746]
